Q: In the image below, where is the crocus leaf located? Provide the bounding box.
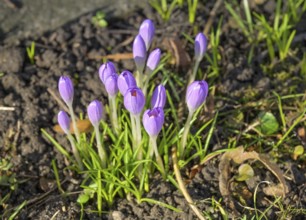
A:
[256,112,279,135]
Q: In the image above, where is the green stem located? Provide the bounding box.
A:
[67,133,83,170]
[189,60,200,84]
[135,70,143,90]
[94,125,107,168]
[109,96,119,135]
[130,113,136,148]
[134,114,142,161]
[150,136,165,179]
[179,110,194,158]
[67,103,80,143]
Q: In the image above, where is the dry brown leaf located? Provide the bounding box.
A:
[53,119,93,134]
[218,147,288,214]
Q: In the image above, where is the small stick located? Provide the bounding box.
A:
[172,147,206,220]
[203,0,223,35]
[0,106,15,111]
[47,88,69,113]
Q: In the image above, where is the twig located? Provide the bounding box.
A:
[204,0,223,35]
[12,120,21,149]
[47,88,69,113]
[0,106,15,111]
[172,147,206,220]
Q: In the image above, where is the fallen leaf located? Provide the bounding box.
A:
[53,119,93,134]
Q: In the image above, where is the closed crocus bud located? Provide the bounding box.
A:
[117,70,137,96]
[139,19,155,51]
[124,87,145,115]
[58,76,74,106]
[186,80,208,113]
[87,100,103,127]
[99,61,116,84]
[143,107,164,137]
[146,48,161,75]
[105,74,118,97]
[151,84,166,109]
[194,33,208,62]
[133,35,147,73]
[57,111,71,134]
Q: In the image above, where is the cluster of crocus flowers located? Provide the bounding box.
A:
[99,61,119,134]
[133,19,161,96]
[55,19,209,178]
[58,75,107,168]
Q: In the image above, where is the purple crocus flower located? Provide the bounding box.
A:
[117,70,137,96]
[123,87,145,115]
[146,48,161,75]
[99,61,116,84]
[133,35,147,73]
[87,100,104,127]
[151,84,166,109]
[58,76,74,106]
[104,74,119,97]
[139,19,155,51]
[143,107,164,137]
[194,33,208,62]
[186,80,208,113]
[57,111,70,134]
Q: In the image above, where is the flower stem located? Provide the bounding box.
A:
[94,125,107,168]
[134,114,142,161]
[150,136,165,179]
[67,133,83,170]
[179,110,194,158]
[67,103,80,144]
[130,113,136,146]
[135,70,143,90]
[109,96,119,135]
[189,60,200,84]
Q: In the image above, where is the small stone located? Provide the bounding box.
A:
[0,47,24,73]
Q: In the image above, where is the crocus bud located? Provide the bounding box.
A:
[117,70,137,96]
[151,84,166,109]
[87,100,103,127]
[186,80,208,113]
[133,35,147,73]
[58,76,74,106]
[99,61,116,84]
[104,74,119,97]
[139,19,155,51]
[146,48,161,75]
[57,111,70,134]
[194,33,208,62]
[143,107,164,137]
[124,87,145,115]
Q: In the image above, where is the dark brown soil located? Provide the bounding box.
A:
[1,1,305,219]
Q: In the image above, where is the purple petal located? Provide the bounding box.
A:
[146,48,161,75]
[87,100,104,127]
[117,70,137,96]
[133,35,147,73]
[105,74,119,97]
[186,80,208,112]
[139,19,155,51]
[124,87,145,115]
[57,111,70,134]
[151,84,166,109]
[194,33,208,62]
[99,61,116,84]
[142,108,164,137]
[58,76,74,106]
